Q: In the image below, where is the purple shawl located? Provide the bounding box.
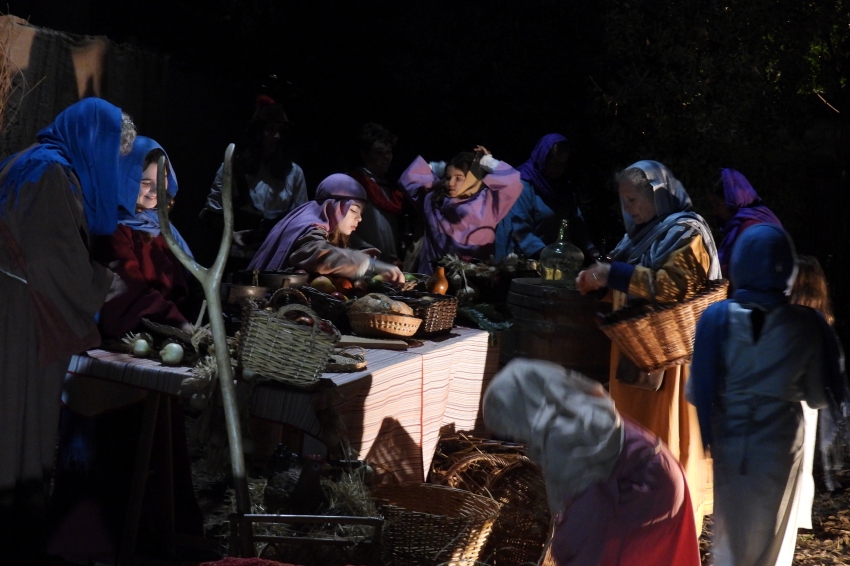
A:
[249,174,366,270]
[516,133,567,208]
[717,168,782,274]
[400,156,523,274]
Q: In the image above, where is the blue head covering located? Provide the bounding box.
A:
[610,160,721,279]
[729,223,797,305]
[116,136,193,258]
[516,133,568,208]
[0,98,131,235]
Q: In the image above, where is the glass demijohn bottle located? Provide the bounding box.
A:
[539,219,584,287]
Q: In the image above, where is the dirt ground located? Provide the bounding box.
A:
[698,467,850,566]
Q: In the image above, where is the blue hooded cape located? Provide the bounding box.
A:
[0,98,134,235]
[691,224,849,451]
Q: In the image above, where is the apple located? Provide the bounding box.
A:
[351,278,370,297]
[310,276,336,294]
[332,277,353,292]
[330,291,347,301]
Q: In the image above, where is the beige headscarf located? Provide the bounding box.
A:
[483,358,623,514]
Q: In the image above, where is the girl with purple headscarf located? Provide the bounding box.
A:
[711,168,782,278]
[399,146,523,274]
[250,174,404,282]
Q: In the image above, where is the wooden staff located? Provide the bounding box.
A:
[155,145,253,552]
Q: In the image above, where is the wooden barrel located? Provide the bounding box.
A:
[502,278,611,383]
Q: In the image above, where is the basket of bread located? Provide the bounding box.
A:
[347,293,423,338]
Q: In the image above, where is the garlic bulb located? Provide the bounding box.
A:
[132,338,152,357]
[159,342,184,365]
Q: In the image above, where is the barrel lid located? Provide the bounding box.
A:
[509,277,586,300]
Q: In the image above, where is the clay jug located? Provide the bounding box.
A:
[427,267,449,295]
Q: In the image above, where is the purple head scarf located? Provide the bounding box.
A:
[249,173,366,270]
[717,168,782,275]
[516,133,568,208]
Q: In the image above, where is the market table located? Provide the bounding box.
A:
[66,327,500,483]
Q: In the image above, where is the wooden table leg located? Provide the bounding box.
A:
[119,391,160,563]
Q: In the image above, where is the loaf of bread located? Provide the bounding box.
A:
[348,293,414,316]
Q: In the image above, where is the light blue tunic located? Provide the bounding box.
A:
[704,302,828,566]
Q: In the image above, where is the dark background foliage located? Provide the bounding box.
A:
[7,0,850,322]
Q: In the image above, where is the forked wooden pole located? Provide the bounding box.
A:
[155,145,253,553]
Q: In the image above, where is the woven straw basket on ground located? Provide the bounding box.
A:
[239,304,340,387]
[598,278,729,372]
[372,483,501,566]
[437,452,551,566]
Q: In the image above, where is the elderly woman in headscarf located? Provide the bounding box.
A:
[688,224,850,566]
[95,137,196,338]
[576,160,721,530]
[399,146,523,274]
[495,133,598,261]
[249,173,404,282]
[484,359,700,566]
[710,168,782,277]
[0,98,136,561]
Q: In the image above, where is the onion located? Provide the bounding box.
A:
[132,338,152,357]
[159,342,184,365]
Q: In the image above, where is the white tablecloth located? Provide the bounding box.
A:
[67,327,499,481]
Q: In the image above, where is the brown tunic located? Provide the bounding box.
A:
[288,228,373,278]
[0,162,111,490]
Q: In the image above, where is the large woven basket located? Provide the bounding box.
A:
[373,483,501,566]
[348,312,422,338]
[239,304,340,387]
[392,292,458,336]
[437,453,551,566]
[598,278,729,372]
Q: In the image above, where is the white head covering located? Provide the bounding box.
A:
[483,358,623,514]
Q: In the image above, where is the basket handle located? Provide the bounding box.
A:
[648,271,660,311]
[268,287,309,309]
[274,303,320,319]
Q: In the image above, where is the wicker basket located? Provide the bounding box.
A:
[348,312,422,338]
[301,285,351,333]
[392,292,458,336]
[373,483,501,566]
[239,304,340,387]
[437,453,551,566]
[598,278,729,372]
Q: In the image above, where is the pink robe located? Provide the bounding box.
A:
[551,418,700,566]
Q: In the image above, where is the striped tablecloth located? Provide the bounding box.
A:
[67,327,499,482]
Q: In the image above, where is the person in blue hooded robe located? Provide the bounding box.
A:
[0,98,136,562]
[95,136,196,338]
[494,134,598,261]
[688,225,847,566]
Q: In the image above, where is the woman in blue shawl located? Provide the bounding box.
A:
[576,160,721,532]
[94,136,196,338]
[0,98,136,562]
[688,225,847,565]
[494,133,598,261]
